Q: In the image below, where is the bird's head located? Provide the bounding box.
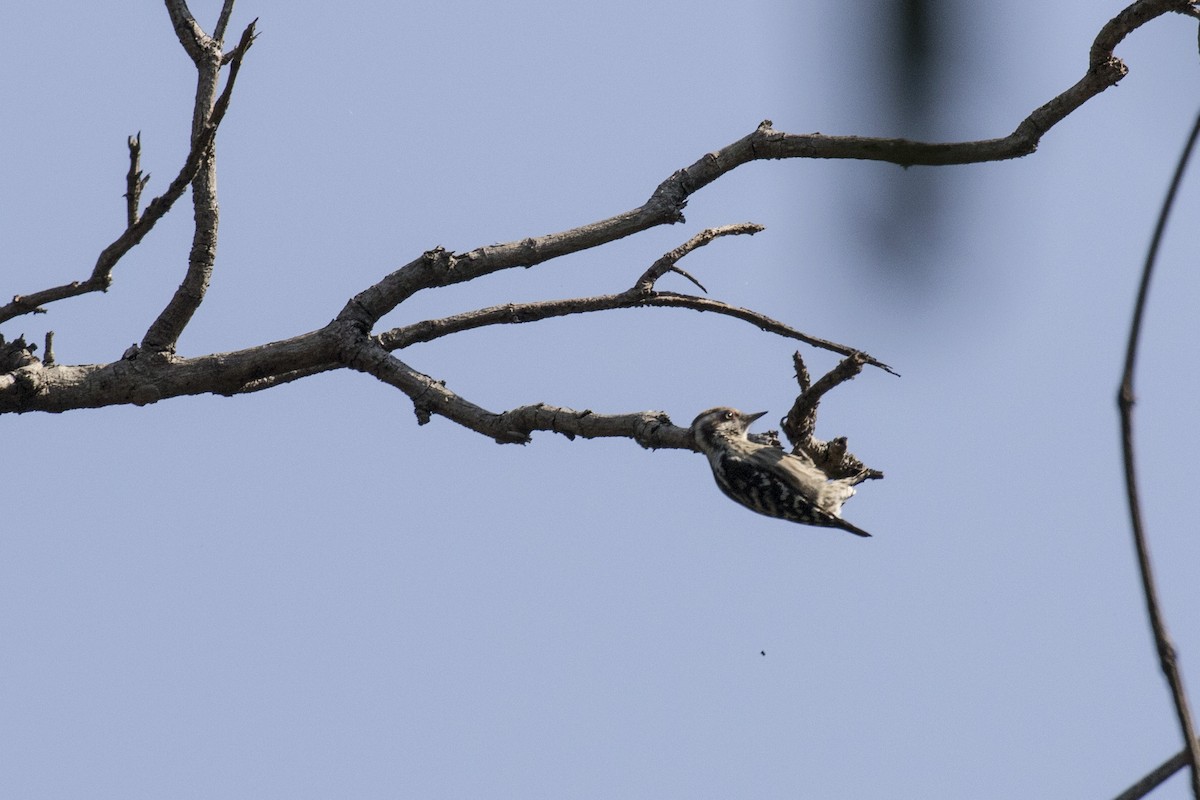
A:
[690,406,768,451]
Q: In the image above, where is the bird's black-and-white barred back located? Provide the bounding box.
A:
[690,407,871,537]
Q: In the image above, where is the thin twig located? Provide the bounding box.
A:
[376,289,894,374]
[371,224,891,373]
[1113,747,1192,800]
[640,293,898,374]
[209,22,257,129]
[213,0,236,43]
[632,223,764,293]
[1117,107,1200,800]
[0,117,226,324]
[124,132,149,228]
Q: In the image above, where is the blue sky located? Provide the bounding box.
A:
[4,2,1200,798]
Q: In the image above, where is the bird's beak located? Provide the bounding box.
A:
[744,410,768,426]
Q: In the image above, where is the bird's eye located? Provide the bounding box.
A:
[723,410,733,420]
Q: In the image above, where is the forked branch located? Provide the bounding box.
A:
[0,11,256,328]
[141,12,258,353]
[1,0,1196,459]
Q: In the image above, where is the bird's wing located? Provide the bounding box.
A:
[745,446,835,500]
[747,445,873,537]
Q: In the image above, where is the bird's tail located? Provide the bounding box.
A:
[835,518,872,538]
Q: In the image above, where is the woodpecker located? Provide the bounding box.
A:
[690,406,872,537]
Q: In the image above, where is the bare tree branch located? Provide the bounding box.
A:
[377,291,885,368]
[1117,108,1200,800]
[375,222,893,375]
[348,225,894,443]
[2,208,891,452]
[771,351,883,483]
[0,20,255,327]
[142,14,257,353]
[6,0,1190,333]
[3,4,1200,797]
[1113,747,1193,800]
[231,222,892,396]
[343,336,693,448]
[336,0,1199,334]
[0,122,229,325]
[162,0,211,64]
[635,293,897,374]
[213,0,236,44]
[1113,743,1200,800]
[783,352,867,444]
[124,133,150,228]
[632,222,764,292]
[0,0,1194,453]
[229,284,897,398]
[0,328,333,413]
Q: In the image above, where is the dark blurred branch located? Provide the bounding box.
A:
[1116,108,1200,800]
[337,0,1200,332]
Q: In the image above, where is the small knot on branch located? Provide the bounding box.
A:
[0,334,39,373]
[10,295,47,314]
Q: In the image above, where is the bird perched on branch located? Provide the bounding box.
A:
[690,406,872,537]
